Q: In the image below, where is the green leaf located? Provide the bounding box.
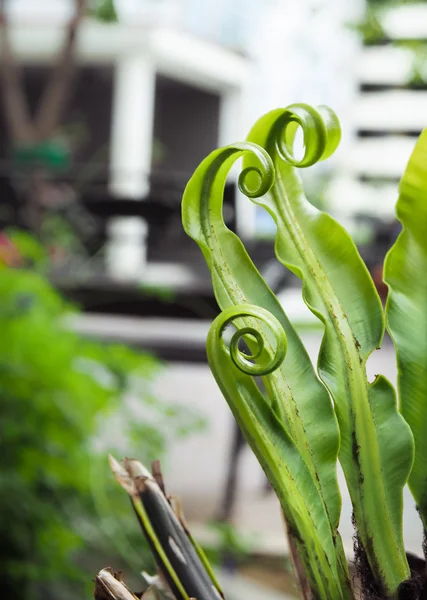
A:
[384,129,427,529]
[182,143,351,599]
[245,104,414,596]
[93,0,119,23]
[208,305,350,599]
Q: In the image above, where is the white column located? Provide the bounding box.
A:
[107,55,156,281]
[110,54,156,197]
[218,88,243,147]
[219,87,257,240]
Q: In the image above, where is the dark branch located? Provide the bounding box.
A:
[0,0,34,145]
[34,0,88,141]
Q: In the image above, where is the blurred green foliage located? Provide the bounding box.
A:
[353,5,387,45]
[202,521,255,569]
[0,231,204,600]
[355,0,427,82]
[357,0,426,46]
[92,0,119,23]
[396,39,427,86]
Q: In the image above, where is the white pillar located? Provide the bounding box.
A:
[219,87,257,240]
[218,88,243,148]
[110,54,156,197]
[107,55,156,280]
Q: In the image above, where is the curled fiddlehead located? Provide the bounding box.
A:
[212,304,287,377]
[182,143,352,599]
[207,303,348,600]
[184,142,274,272]
[245,103,414,596]
[263,103,341,169]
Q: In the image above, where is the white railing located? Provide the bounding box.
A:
[329,2,427,218]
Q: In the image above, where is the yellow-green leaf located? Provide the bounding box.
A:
[384,129,427,529]
[182,143,351,599]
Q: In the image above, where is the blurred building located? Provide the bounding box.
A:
[329,2,427,220]
[1,0,363,245]
[2,1,249,210]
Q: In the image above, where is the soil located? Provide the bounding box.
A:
[353,529,427,600]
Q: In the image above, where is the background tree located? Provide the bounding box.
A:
[0,0,117,230]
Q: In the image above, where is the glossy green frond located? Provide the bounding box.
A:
[207,304,348,599]
[245,104,414,596]
[384,129,427,529]
[182,143,352,599]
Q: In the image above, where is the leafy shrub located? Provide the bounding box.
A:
[0,235,203,600]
